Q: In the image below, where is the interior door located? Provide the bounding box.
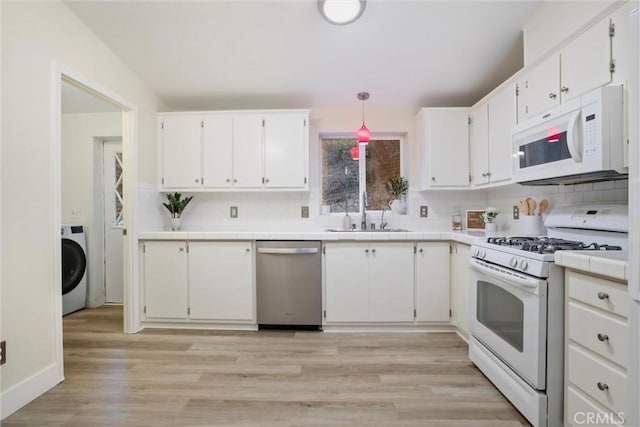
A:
[103,140,124,303]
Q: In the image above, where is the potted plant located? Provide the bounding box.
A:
[482,207,499,232]
[384,176,408,214]
[162,192,194,231]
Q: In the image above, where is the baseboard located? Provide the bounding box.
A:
[1,363,62,420]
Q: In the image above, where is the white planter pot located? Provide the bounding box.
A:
[389,199,405,215]
[484,222,497,232]
[170,217,182,231]
[342,214,352,231]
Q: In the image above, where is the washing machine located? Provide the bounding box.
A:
[61,225,87,316]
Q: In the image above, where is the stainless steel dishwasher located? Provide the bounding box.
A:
[256,241,322,329]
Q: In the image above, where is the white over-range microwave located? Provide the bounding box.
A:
[512,86,626,185]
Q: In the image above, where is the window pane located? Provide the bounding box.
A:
[365,140,401,210]
[321,139,360,213]
[113,152,124,227]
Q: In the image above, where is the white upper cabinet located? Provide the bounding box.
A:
[160,115,202,189]
[487,83,517,184]
[417,108,470,189]
[263,113,308,188]
[158,110,309,192]
[517,14,615,120]
[469,103,489,187]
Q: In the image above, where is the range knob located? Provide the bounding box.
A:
[509,257,518,268]
[481,250,487,258]
[518,259,528,270]
[473,248,479,257]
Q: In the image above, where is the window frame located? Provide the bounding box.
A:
[319,132,407,215]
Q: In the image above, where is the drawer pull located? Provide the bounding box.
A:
[597,333,609,342]
[597,382,609,391]
[597,292,609,300]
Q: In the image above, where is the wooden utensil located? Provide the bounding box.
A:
[539,199,549,216]
[518,199,529,216]
[527,198,536,216]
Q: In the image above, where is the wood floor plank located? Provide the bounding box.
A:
[3,306,530,426]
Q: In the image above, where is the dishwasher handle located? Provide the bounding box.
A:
[257,247,319,255]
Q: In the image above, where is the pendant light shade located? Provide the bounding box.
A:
[357,92,370,145]
[351,145,360,160]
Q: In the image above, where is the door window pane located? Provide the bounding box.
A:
[476,281,524,352]
[321,139,360,213]
[113,152,124,227]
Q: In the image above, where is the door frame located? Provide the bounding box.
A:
[52,63,141,381]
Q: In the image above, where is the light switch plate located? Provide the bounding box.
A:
[420,206,428,218]
[230,206,238,218]
[301,206,309,218]
[513,205,520,220]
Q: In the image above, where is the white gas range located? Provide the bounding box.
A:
[468,204,628,427]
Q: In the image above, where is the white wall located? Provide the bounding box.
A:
[62,112,122,307]
[1,0,165,417]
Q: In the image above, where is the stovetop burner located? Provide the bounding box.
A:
[486,236,622,254]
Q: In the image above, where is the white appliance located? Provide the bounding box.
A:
[61,225,88,316]
[512,86,626,185]
[468,204,628,427]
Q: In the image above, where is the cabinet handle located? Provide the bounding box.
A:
[597,333,609,342]
[560,86,569,93]
[597,292,609,300]
[549,92,557,99]
[597,382,609,391]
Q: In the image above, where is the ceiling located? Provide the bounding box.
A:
[65,0,540,111]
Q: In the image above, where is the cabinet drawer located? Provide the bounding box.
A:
[568,344,626,415]
[568,302,627,367]
[569,272,628,318]
[566,386,625,426]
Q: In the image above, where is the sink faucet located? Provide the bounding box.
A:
[361,191,368,230]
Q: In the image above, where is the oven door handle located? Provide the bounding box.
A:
[470,258,544,292]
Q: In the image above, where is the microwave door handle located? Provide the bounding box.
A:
[470,258,543,293]
[566,110,582,162]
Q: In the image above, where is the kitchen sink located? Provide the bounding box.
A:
[325,228,411,233]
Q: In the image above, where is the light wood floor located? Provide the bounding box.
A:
[3,306,530,426]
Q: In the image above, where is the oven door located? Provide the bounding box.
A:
[469,257,548,390]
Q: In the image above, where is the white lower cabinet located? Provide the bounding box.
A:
[141,240,254,324]
[143,241,188,319]
[416,242,451,322]
[188,241,254,321]
[450,243,470,336]
[370,243,415,322]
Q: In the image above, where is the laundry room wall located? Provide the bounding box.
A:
[1,1,167,418]
[62,112,122,308]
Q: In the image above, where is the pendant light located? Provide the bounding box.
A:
[351,145,360,160]
[357,92,370,145]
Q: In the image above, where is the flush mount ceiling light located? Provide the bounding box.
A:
[356,92,370,145]
[318,0,366,25]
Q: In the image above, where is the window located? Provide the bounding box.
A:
[321,137,401,213]
[112,152,124,227]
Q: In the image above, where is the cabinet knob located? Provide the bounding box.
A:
[371,248,376,253]
[365,249,369,253]
[245,248,250,252]
[548,92,557,99]
[419,248,424,253]
[226,179,231,183]
[597,333,609,342]
[597,292,609,300]
[179,247,184,252]
[486,172,492,177]
[482,173,487,177]
[265,178,270,183]
[560,86,569,93]
[597,382,609,391]
[233,179,238,183]
[431,177,436,181]
[195,179,200,183]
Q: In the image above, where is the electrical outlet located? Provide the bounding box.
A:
[301,206,309,218]
[513,205,520,220]
[420,206,428,218]
[0,340,6,365]
[70,209,81,219]
[230,206,238,218]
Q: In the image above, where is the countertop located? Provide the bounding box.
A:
[138,230,486,245]
[554,250,629,282]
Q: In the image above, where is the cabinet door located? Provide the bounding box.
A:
[469,103,489,186]
[324,243,370,322]
[160,115,202,189]
[202,115,233,188]
[427,109,470,187]
[188,241,254,321]
[488,83,517,184]
[233,114,264,188]
[515,79,528,124]
[263,113,307,188]
[522,53,560,118]
[561,18,612,103]
[450,243,470,336]
[143,241,187,319]
[370,243,414,322]
[416,242,451,322]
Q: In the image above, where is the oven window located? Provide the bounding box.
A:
[477,281,524,352]
[519,131,571,169]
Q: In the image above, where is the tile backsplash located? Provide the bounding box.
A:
[138,180,628,233]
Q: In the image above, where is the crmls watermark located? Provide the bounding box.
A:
[573,411,625,425]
